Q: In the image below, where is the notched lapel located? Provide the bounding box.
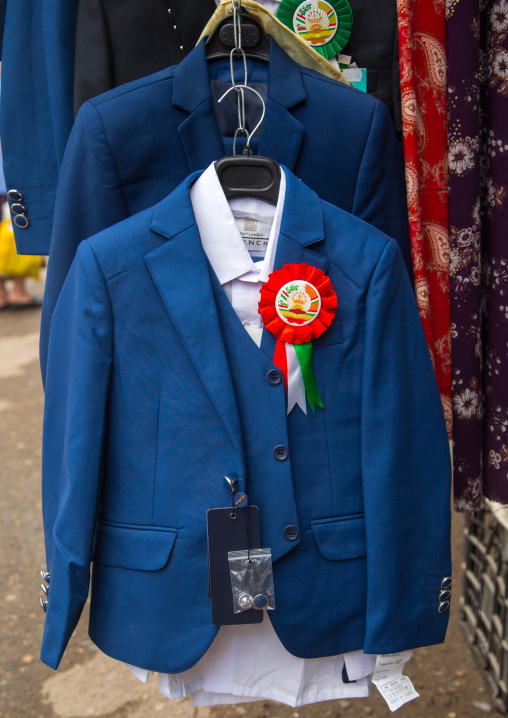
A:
[259,99,305,173]
[172,42,224,172]
[177,100,225,173]
[144,223,246,464]
[259,41,307,171]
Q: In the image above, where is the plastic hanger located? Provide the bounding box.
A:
[215,153,280,206]
[205,6,270,62]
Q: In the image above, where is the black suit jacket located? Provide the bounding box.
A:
[346,0,401,137]
[73,0,217,115]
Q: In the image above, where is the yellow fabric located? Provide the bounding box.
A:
[0,218,43,278]
[200,1,351,86]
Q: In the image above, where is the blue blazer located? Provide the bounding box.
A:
[41,167,451,673]
[0,0,79,253]
[40,38,410,380]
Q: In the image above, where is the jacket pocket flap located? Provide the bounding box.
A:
[93,522,178,571]
[311,514,366,560]
[313,320,343,348]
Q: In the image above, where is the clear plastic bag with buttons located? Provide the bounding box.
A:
[228,548,276,613]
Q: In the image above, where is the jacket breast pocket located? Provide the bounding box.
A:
[313,320,343,349]
[311,514,366,560]
[93,521,178,571]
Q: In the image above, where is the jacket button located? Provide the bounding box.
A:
[439,589,451,601]
[13,214,29,229]
[438,600,450,613]
[274,445,289,461]
[441,576,452,589]
[267,369,282,386]
[284,525,299,541]
[7,189,23,202]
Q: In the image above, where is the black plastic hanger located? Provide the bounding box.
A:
[215,151,281,206]
[205,8,270,62]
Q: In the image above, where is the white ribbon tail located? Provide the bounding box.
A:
[286,343,307,415]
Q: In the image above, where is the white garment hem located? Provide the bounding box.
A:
[159,678,372,707]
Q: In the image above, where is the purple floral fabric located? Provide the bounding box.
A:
[448,0,508,510]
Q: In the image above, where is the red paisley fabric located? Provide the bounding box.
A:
[397,0,452,435]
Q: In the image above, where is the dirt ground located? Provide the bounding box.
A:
[0,277,493,718]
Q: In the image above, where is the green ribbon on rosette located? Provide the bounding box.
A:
[294,342,324,415]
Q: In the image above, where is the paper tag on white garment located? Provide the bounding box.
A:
[372,652,419,712]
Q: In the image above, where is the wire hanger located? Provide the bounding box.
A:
[214,0,281,206]
[205,0,270,62]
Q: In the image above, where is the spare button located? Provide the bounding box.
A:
[237,592,253,610]
[253,594,269,610]
[284,525,299,541]
[274,445,289,461]
[267,369,283,386]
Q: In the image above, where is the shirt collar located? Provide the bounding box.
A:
[190,162,286,286]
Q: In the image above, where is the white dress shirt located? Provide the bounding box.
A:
[124,163,377,706]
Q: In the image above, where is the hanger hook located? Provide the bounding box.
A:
[229,46,248,89]
[233,127,249,156]
[222,0,266,155]
[218,84,266,152]
[232,0,242,50]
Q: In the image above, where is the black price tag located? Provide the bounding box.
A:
[207,506,262,626]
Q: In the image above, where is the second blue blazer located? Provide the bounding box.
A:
[41,38,410,380]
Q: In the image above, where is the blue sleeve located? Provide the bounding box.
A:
[360,239,451,653]
[0,0,59,255]
[40,240,113,669]
[352,101,413,280]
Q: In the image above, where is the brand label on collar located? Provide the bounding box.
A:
[235,216,271,257]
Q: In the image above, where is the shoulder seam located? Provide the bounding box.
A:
[90,71,175,108]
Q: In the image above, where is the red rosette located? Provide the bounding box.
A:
[259,263,338,344]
